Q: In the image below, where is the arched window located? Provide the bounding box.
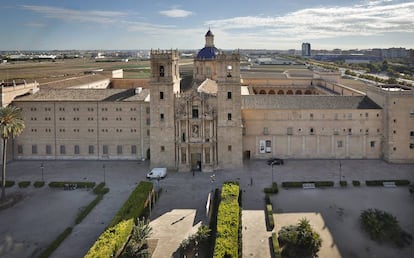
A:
[268,90,275,95]
[305,90,312,95]
[259,90,266,94]
[159,65,165,77]
[286,90,293,95]
[277,90,284,95]
[295,90,302,95]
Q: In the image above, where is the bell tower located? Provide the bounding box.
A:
[149,49,180,168]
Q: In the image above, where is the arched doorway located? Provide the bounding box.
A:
[295,90,302,95]
[277,90,284,95]
[305,90,312,95]
[268,90,275,95]
[286,90,293,95]
[259,90,266,94]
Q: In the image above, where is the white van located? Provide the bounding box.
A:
[146,167,167,179]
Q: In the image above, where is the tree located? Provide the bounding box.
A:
[0,106,25,200]
[278,218,322,258]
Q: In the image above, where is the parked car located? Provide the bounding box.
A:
[267,158,284,166]
[146,167,167,179]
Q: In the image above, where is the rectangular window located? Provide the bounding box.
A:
[146,118,150,125]
[74,145,80,154]
[410,131,414,138]
[370,141,376,148]
[160,113,164,121]
[60,145,66,154]
[160,91,164,100]
[227,113,232,121]
[17,145,23,154]
[205,148,210,164]
[337,141,343,148]
[265,140,271,153]
[117,145,123,155]
[32,145,38,154]
[45,145,52,155]
[103,145,108,155]
[88,145,94,154]
[146,107,150,114]
[228,145,232,151]
[161,146,165,152]
[287,127,293,135]
[227,91,232,99]
[192,107,199,118]
[263,127,269,135]
[147,129,150,136]
[348,128,352,135]
[131,145,137,154]
[348,113,352,119]
[410,143,414,149]
[310,128,314,134]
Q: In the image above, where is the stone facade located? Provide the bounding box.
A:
[6,30,414,170]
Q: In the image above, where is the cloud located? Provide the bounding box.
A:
[21,5,128,24]
[24,22,47,28]
[205,1,414,41]
[159,8,193,18]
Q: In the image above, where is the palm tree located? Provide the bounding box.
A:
[0,106,25,200]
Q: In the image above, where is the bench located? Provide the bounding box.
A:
[383,182,396,188]
[303,183,316,189]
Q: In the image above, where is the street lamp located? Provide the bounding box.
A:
[339,160,342,183]
[40,163,44,181]
[103,164,106,183]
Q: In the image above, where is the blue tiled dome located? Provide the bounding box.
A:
[196,46,219,59]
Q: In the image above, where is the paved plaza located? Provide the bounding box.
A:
[0,159,413,258]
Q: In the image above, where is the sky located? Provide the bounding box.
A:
[1,0,413,50]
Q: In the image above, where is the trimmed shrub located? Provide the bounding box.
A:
[1,181,15,187]
[93,182,109,195]
[366,180,410,186]
[264,182,279,194]
[278,218,322,258]
[18,181,31,188]
[340,181,347,187]
[85,219,134,258]
[267,204,274,230]
[86,181,153,258]
[75,195,104,224]
[352,180,361,186]
[213,182,240,258]
[282,181,334,188]
[38,227,73,258]
[272,232,282,258]
[109,181,153,227]
[48,181,96,188]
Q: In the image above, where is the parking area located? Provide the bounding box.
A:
[0,159,413,257]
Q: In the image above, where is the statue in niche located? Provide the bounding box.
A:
[192,124,199,138]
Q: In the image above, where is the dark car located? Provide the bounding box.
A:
[267,158,284,166]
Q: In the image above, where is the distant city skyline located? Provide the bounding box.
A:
[1,0,413,51]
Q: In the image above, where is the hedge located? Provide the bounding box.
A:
[34,181,45,188]
[352,180,361,187]
[282,181,334,188]
[48,181,96,188]
[340,181,347,187]
[85,219,134,258]
[75,194,104,224]
[1,181,15,187]
[271,232,282,258]
[85,181,153,258]
[109,181,154,227]
[266,204,274,230]
[18,181,31,188]
[38,227,73,258]
[213,182,240,258]
[264,182,279,194]
[93,182,110,195]
[365,180,410,186]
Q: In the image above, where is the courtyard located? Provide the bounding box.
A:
[0,159,412,257]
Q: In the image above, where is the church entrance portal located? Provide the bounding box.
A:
[191,153,202,172]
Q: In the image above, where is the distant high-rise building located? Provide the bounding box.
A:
[302,42,311,56]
